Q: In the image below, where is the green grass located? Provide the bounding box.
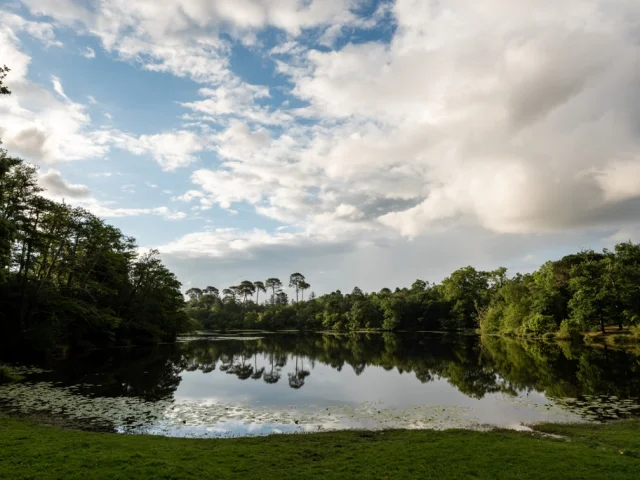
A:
[1,417,639,479]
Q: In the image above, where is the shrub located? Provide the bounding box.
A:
[605,334,634,346]
[502,303,531,335]
[556,319,581,341]
[478,304,503,335]
[522,313,556,335]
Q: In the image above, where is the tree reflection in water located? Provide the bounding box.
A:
[11,333,640,405]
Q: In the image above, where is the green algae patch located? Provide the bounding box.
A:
[0,416,638,480]
[0,366,27,384]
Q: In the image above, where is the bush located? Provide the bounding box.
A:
[605,334,636,346]
[502,303,531,335]
[521,313,556,335]
[556,319,581,341]
[243,311,259,329]
[478,304,503,335]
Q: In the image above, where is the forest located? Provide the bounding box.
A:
[0,67,191,350]
[186,244,640,339]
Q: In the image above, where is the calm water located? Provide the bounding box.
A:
[1,333,639,437]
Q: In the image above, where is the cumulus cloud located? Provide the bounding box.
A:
[180,84,292,125]
[17,0,640,239]
[38,169,92,198]
[271,0,640,236]
[155,227,360,260]
[0,10,61,48]
[109,130,206,171]
[0,25,107,163]
[36,169,188,221]
[9,0,640,292]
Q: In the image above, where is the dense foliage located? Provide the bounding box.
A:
[187,245,640,336]
[0,151,191,349]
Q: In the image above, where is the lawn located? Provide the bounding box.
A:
[0,417,639,479]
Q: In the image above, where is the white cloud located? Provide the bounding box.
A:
[10,0,640,292]
[596,161,640,203]
[0,24,107,164]
[121,183,136,194]
[20,0,638,239]
[181,83,292,125]
[38,169,92,198]
[111,130,206,171]
[155,227,353,260]
[81,46,95,58]
[0,11,62,48]
[37,169,187,221]
[89,203,188,220]
[271,0,640,237]
[165,211,187,220]
[50,75,69,100]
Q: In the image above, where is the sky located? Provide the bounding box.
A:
[1,0,640,296]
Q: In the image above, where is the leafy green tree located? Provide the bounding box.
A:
[569,253,618,334]
[441,266,492,328]
[613,242,640,327]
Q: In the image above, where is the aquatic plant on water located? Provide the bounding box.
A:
[0,365,24,384]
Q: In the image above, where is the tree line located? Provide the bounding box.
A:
[187,244,640,337]
[0,68,191,350]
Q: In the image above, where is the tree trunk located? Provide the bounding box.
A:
[600,319,606,334]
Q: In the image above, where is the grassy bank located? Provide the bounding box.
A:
[0,417,638,479]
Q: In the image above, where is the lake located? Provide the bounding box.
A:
[1,332,639,438]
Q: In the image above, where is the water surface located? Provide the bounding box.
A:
[1,333,639,437]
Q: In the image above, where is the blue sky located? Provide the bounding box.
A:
[1,1,640,295]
